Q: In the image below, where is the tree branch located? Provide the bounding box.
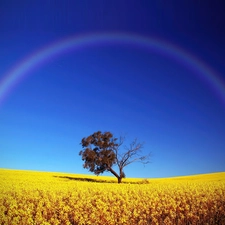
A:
[119,139,150,168]
[114,136,124,166]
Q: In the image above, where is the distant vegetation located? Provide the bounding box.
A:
[1,169,225,224]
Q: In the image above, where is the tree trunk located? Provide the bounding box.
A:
[108,167,124,183]
[118,167,124,184]
[118,176,122,183]
[108,167,121,183]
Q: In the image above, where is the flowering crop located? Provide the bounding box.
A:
[0,169,225,224]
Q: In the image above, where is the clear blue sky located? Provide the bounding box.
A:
[0,1,225,178]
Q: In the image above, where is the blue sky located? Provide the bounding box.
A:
[0,1,225,178]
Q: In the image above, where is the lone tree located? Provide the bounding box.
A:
[79,131,150,183]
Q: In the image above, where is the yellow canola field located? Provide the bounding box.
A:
[0,169,225,225]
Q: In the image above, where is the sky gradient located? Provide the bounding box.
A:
[0,1,225,178]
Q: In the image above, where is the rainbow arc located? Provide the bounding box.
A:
[0,32,225,107]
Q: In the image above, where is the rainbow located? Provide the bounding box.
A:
[0,32,225,107]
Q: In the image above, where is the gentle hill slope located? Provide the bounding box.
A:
[0,168,225,183]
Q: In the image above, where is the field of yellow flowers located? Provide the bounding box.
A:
[0,169,225,225]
